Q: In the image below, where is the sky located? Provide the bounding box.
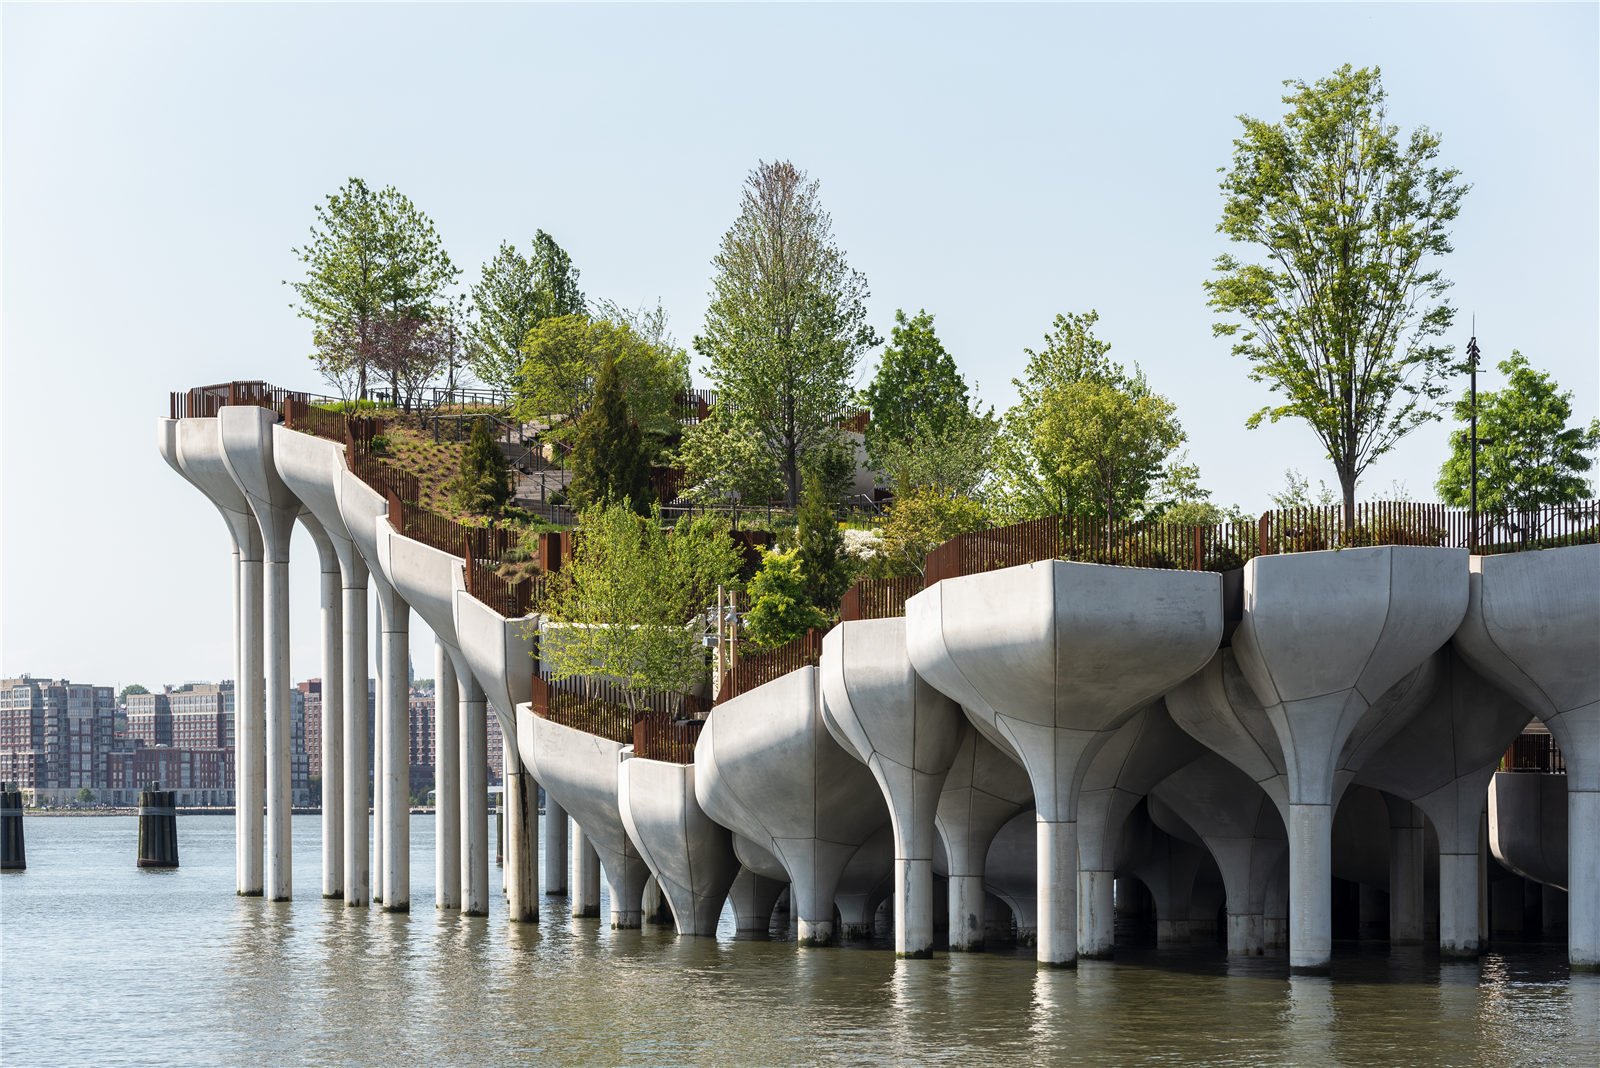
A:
[3,2,1596,691]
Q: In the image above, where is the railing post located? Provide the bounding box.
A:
[1257,512,1272,557]
[1192,526,1204,571]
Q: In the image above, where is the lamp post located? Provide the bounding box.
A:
[1466,331,1481,553]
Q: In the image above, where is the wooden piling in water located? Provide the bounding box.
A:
[137,781,179,869]
[1,782,24,872]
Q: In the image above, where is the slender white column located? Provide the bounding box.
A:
[319,566,343,899]
[573,827,602,918]
[343,565,369,906]
[238,556,265,896]
[460,673,489,917]
[1288,804,1334,969]
[504,733,538,921]
[372,597,385,905]
[434,643,460,910]
[381,590,410,912]
[1037,819,1078,966]
[265,559,292,901]
[544,800,569,895]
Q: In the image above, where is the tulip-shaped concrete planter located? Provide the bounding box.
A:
[694,666,890,945]
[1453,545,1599,969]
[820,618,967,957]
[1227,546,1467,970]
[906,560,1223,966]
[1354,647,1533,955]
[1075,701,1205,957]
[934,730,1032,951]
[519,707,647,927]
[1149,752,1287,954]
[617,751,740,936]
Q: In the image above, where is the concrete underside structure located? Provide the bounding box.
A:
[162,410,1595,971]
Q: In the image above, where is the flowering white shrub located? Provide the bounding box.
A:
[841,526,884,562]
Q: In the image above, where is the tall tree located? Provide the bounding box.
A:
[518,314,689,450]
[288,178,460,401]
[673,404,784,529]
[1206,65,1470,525]
[695,160,880,506]
[991,310,1138,519]
[1436,350,1600,528]
[794,469,849,611]
[466,231,585,395]
[1039,379,1187,535]
[566,353,652,512]
[860,309,971,459]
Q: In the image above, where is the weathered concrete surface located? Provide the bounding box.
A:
[934,730,1032,951]
[695,666,890,945]
[1227,547,1467,969]
[299,512,346,900]
[1150,752,1287,954]
[985,809,1038,944]
[434,644,460,910]
[617,752,739,936]
[1121,801,1219,944]
[907,560,1223,965]
[727,865,788,935]
[1453,546,1599,968]
[1355,646,1534,954]
[833,822,895,941]
[1076,701,1205,957]
[820,618,966,956]
[519,707,645,927]
[1490,772,1568,890]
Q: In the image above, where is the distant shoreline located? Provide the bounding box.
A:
[24,807,440,817]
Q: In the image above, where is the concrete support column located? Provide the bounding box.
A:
[342,569,369,907]
[1439,851,1479,956]
[434,644,460,910]
[1036,819,1077,967]
[573,827,602,918]
[503,735,538,922]
[319,565,343,900]
[1572,789,1600,969]
[381,590,409,912]
[264,559,292,902]
[1288,803,1333,971]
[949,875,987,951]
[1078,869,1116,958]
[238,556,265,897]
[1388,801,1426,945]
[460,673,489,917]
[895,858,935,958]
[372,598,385,905]
[544,801,569,895]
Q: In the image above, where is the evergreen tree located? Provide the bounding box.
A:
[449,416,513,515]
[566,354,652,512]
[794,469,849,611]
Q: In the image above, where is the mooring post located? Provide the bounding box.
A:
[1,782,25,872]
[138,781,179,869]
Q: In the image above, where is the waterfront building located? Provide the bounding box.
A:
[1,677,116,801]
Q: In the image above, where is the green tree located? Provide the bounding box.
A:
[119,684,150,701]
[76,787,94,804]
[992,310,1140,519]
[518,314,689,450]
[1437,350,1600,528]
[674,404,784,529]
[860,309,975,465]
[794,470,849,610]
[742,549,828,649]
[539,501,742,706]
[872,409,998,500]
[1206,65,1470,525]
[1041,379,1187,535]
[466,231,585,394]
[566,354,652,512]
[875,488,990,578]
[696,160,880,506]
[1270,467,1338,511]
[289,178,460,401]
[449,416,514,515]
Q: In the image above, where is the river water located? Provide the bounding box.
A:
[1,815,1595,1067]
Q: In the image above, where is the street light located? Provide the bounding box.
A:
[1467,329,1481,553]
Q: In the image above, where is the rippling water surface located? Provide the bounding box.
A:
[2,815,1596,1067]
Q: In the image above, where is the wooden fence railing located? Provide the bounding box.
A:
[1500,731,1565,774]
[170,380,310,420]
[530,674,709,763]
[715,628,825,705]
[839,575,924,622]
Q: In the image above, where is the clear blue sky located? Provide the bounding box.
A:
[4,2,1596,689]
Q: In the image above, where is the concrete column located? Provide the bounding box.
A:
[1078,869,1116,958]
[1288,804,1333,969]
[728,866,786,934]
[544,801,569,895]
[1036,819,1077,966]
[949,875,987,950]
[1440,851,1479,955]
[1573,789,1600,968]
[372,596,385,905]
[504,734,538,922]
[342,565,369,907]
[434,643,460,910]
[381,588,409,912]
[318,561,343,899]
[238,555,265,897]
[265,559,292,901]
[573,827,602,918]
[460,672,489,917]
[1387,799,1425,945]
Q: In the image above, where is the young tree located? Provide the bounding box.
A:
[1270,467,1338,511]
[860,309,974,465]
[1040,379,1187,535]
[875,489,990,579]
[1436,350,1600,527]
[673,404,784,529]
[540,501,742,707]
[872,409,998,500]
[466,231,585,395]
[742,549,829,649]
[794,470,849,611]
[1206,65,1470,525]
[449,416,514,516]
[518,314,689,450]
[565,354,652,512]
[991,310,1139,519]
[696,160,880,506]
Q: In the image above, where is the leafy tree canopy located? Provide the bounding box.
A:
[794,469,850,610]
[1039,379,1187,529]
[1206,64,1470,521]
[1436,350,1600,517]
[674,404,784,528]
[874,488,991,579]
[695,160,880,506]
[566,353,652,513]
[742,549,828,649]
[119,684,150,701]
[467,231,585,394]
[873,408,998,500]
[518,314,689,450]
[861,309,975,458]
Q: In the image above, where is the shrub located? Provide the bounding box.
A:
[448,417,513,516]
[743,549,829,649]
